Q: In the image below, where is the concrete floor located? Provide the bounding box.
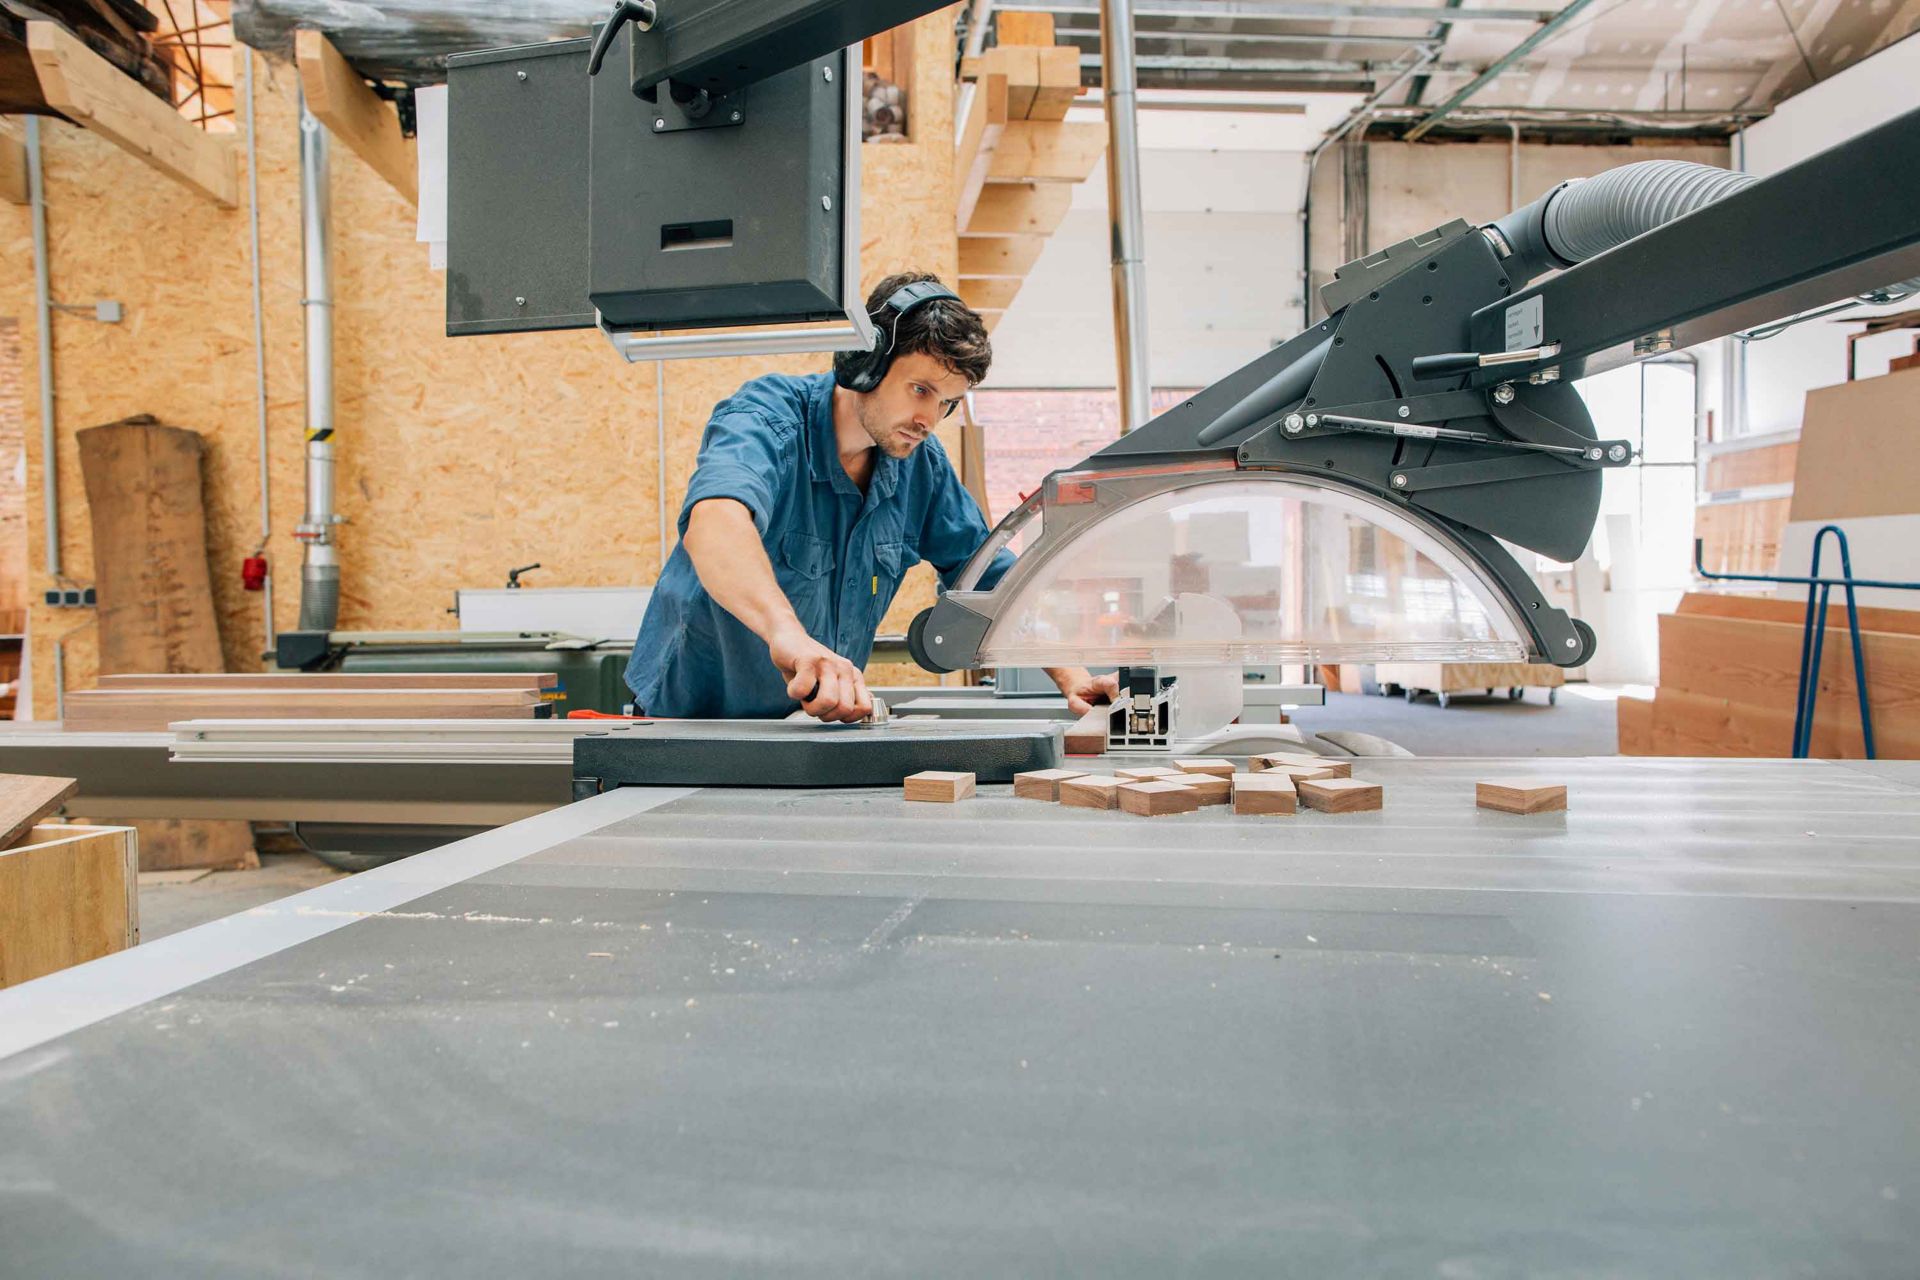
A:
[132,682,1632,939]
[1289,682,1631,758]
[138,852,347,942]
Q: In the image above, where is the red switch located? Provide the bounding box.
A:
[242,555,268,592]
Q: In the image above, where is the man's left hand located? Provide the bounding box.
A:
[1044,666,1120,716]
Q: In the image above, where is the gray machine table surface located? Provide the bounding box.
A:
[2,758,1917,1276]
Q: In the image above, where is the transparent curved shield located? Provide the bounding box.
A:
[960,474,1532,667]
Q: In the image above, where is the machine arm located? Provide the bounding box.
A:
[911,107,1920,677]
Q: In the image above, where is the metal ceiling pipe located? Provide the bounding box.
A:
[296,92,340,633]
[1100,0,1152,430]
[245,52,275,650]
[953,0,995,147]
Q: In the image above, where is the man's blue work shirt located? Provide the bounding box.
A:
[626,372,1015,719]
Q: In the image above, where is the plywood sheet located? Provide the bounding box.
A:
[0,822,139,988]
[1790,368,1920,521]
[0,772,78,849]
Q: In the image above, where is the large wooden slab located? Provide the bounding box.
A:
[0,823,139,988]
[26,21,237,207]
[0,773,79,850]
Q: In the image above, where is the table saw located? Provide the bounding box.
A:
[3,756,1917,1275]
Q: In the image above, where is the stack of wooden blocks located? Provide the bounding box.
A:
[59,672,560,732]
[953,12,1101,331]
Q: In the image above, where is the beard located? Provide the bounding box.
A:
[857,398,928,460]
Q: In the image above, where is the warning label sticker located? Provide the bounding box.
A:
[1504,295,1543,351]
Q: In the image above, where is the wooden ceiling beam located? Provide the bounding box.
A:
[295,29,417,207]
[26,20,237,208]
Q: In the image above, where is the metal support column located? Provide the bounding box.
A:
[297,92,340,631]
[1100,0,1151,430]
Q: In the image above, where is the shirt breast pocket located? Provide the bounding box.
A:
[872,540,915,625]
[775,530,833,633]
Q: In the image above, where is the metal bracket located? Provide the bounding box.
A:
[649,86,747,133]
[598,51,873,364]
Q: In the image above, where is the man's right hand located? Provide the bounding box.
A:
[769,622,873,723]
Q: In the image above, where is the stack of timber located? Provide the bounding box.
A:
[1,0,172,115]
[63,673,559,733]
[1619,594,1920,758]
[954,13,1101,332]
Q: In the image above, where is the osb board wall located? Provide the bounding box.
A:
[0,318,25,635]
[1,7,963,716]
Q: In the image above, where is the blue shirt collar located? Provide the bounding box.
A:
[808,375,900,499]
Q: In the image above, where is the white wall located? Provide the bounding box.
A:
[1737,35,1920,436]
[983,96,1358,390]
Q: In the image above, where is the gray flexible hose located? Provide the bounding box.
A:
[1490,159,1920,303]
[1541,160,1756,263]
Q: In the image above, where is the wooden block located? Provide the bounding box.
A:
[1173,758,1234,778]
[1013,767,1089,800]
[965,181,1072,236]
[960,234,1046,279]
[26,22,238,208]
[1232,773,1297,816]
[1059,775,1123,810]
[1165,772,1230,805]
[296,30,418,205]
[1297,778,1383,814]
[1118,780,1198,817]
[1256,764,1344,786]
[1476,780,1568,815]
[995,12,1056,45]
[905,770,975,803]
[1,823,140,988]
[1252,752,1349,778]
[987,121,1105,182]
[130,818,258,873]
[1028,45,1082,121]
[979,45,1039,118]
[0,773,80,851]
[1063,704,1112,756]
[1114,765,1182,782]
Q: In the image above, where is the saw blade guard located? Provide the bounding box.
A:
[938,465,1534,669]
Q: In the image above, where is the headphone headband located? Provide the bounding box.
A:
[833,280,964,394]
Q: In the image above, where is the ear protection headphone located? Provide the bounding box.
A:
[833,280,964,394]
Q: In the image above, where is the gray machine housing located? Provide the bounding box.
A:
[445,31,847,337]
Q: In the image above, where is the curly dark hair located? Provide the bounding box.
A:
[867,271,992,386]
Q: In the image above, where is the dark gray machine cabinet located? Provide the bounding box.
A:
[445,39,597,336]
[587,35,849,331]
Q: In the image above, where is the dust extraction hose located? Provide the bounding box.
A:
[1491,159,1920,302]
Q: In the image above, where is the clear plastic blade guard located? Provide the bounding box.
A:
[916,460,1544,685]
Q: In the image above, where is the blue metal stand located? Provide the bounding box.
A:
[1693,530,1920,760]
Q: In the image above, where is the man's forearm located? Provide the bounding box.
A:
[683,499,802,642]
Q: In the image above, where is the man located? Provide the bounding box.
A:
[627,271,1117,723]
